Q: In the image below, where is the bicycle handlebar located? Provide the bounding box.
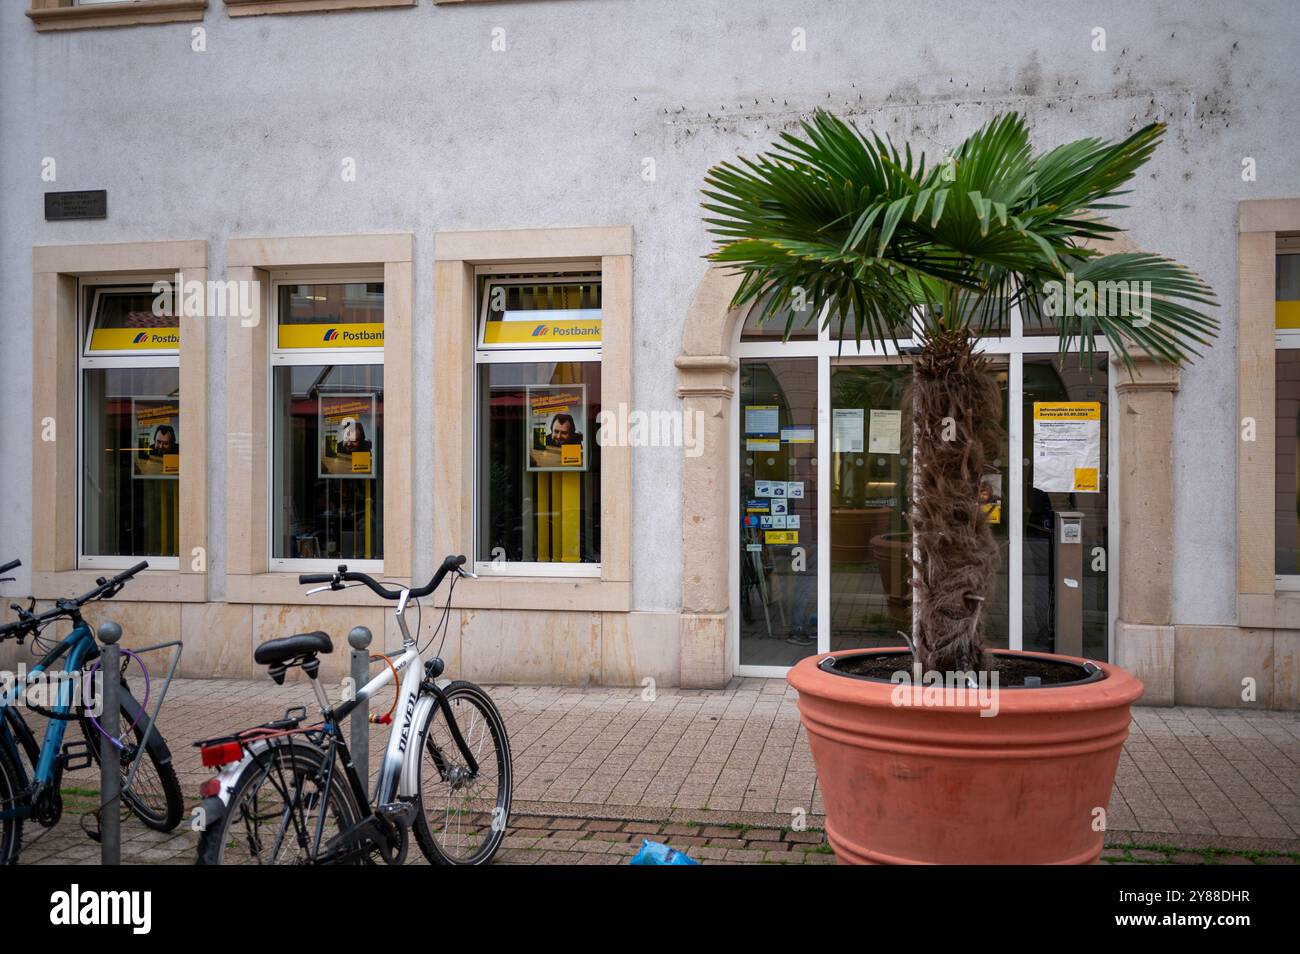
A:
[299,555,466,601]
[0,560,148,640]
[0,558,20,575]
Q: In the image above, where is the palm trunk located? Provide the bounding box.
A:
[905,328,1004,675]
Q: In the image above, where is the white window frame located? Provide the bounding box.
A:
[472,264,603,578]
[76,275,181,571]
[267,267,385,574]
[730,302,1119,679]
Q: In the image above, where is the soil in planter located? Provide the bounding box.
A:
[836,652,1092,687]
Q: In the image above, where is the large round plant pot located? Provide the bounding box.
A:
[787,648,1142,865]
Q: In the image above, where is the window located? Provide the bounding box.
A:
[270,275,385,568]
[1275,243,1300,581]
[27,0,208,32]
[79,281,181,566]
[475,273,602,573]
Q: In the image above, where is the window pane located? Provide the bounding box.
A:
[738,357,818,665]
[277,283,384,348]
[1278,254,1300,329]
[85,286,179,353]
[1277,351,1300,575]
[81,368,180,558]
[480,278,601,349]
[477,362,601,564]
[1022,354,1110,661]
[272,365,384,561]
[740,293,817,342]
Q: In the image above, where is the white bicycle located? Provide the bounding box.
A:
[194,555,512,865]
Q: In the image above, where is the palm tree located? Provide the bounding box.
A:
[703,112,1217,676]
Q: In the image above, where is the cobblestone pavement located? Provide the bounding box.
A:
[12,677,1300,865]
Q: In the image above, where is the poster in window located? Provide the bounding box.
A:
[1031,402,1101,493]
[526,385,587,472]
[979,473,1002,525]
[132,398,180,479]
[318,394,376,478]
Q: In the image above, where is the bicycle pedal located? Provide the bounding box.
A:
[375,801,417,827]
[61,740,94,771]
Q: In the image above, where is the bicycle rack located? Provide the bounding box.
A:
[86,624,183,864]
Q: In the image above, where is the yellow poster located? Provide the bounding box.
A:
[527,385,588,472]
[319,394,376,479]
[132,399,180,480]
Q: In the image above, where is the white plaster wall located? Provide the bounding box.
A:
[1,0,1297,626]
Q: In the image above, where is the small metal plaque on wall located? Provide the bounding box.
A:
[45,190,107,221]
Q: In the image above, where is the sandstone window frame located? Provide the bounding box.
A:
[26,0,207,31]
[224,0,413,16]
[225,234,413,607]
[1238,199,1300,628]
[32,240,209,603]
[434,226,632,613]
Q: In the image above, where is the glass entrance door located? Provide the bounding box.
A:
[732,312,1114,676]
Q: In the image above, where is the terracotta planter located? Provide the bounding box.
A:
[787,648,1142,865]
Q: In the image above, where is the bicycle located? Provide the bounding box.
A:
[194,554,512,865]
[0,559,185,865]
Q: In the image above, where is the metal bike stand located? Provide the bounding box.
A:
[348,626,372,801]
[117,638,184,799]
[97,622,121,865]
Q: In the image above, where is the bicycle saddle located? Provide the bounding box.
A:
[254,631,333,666]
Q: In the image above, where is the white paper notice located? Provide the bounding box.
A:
[832,409,864,453]
[868,409,902,455]
[744,405,780,436]
[1032,402,1101,493]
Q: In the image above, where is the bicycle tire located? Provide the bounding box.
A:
[80,688,184,831]
[413,681,512,865]
[196,740,362,865]
[0,741,24,865]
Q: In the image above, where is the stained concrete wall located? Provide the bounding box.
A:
[1,1,1297,629]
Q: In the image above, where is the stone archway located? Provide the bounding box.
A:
[673,256,1178,696]
[675,266,744,687]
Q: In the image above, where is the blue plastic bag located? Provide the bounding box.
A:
[629,838,700,865]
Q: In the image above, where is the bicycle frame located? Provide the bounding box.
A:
[0,622,98,822]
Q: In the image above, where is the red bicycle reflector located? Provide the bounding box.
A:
[199,777,221,799]
[201,742,242,767]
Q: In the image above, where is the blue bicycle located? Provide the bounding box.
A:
[0,559,183,865]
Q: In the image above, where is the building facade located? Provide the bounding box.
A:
[1,0,1298,709]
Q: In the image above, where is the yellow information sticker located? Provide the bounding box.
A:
[1073,467,1098,492]
[764,530,799,545]
[162,454,180,476]
[351,451,372,474]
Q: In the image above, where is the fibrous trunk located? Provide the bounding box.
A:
[905,328,1004,676]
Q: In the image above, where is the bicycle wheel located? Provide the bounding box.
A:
[80,688,184,831]
[196,740,362,865]
[413,681,512,865]
[0,741,24,865]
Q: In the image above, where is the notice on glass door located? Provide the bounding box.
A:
[868,409,902,455]
[744,405,780,435]
[1032,402,1101,493]
[832,408,864,453]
